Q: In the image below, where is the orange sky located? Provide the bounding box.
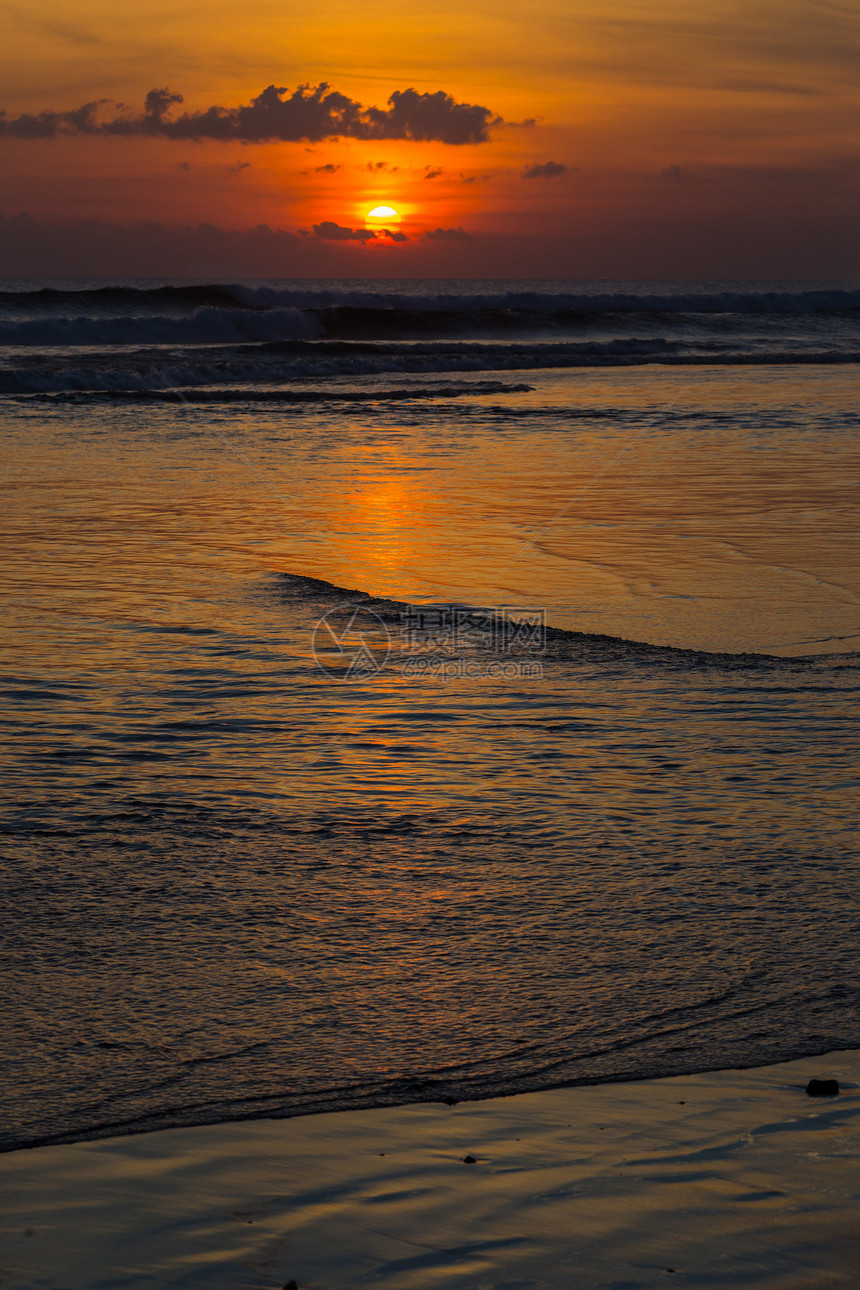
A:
[1,0,859,276]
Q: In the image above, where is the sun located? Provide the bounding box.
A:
[366,205,400,227]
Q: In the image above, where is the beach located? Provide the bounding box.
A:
[4,0,860,1268]
[1,1048,857,1289]
[4,0,860,1273]
[2,281,859,1283]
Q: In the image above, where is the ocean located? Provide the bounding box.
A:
[2,278,859,1153]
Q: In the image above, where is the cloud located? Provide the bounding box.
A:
[422,226,471,242]
[178,160,191,171]
[424,166,443,179]
[363,88,500,145]
[459,172,489,183]
[228,160,251,173]
[315,162,341,173]
[0,83,501,145]
[310,221,408,244]
[523,161,568,179]
[0,210,300,277]
[312,220,376,242]
[661,164,685,182]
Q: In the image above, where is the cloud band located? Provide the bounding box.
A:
[0,83,501,145]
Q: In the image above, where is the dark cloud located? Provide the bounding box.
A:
[228,160,251,173]
[312,220,376,242]
[178,160,191,171]
[459,172,489,183]
[424,166,443,179]
[661,164,685,182]
[362,88,500,144]
[523,161,568,179]
[0,210,300,277]
[382,229,409,242]
[145,88,183,120]
[423,226,471,242]
[315,162,341,172]
[0,83,500,145]
[0,97,107,138]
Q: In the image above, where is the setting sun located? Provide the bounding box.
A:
[366,205,400,226]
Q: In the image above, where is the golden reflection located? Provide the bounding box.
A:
[321,435,439,577]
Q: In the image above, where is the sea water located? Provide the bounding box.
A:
[1,279,859,1151]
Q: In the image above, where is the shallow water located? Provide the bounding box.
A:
[2,282,859,1151]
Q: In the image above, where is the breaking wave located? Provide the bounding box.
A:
[1,278,858,395]
[274,572,856,670]
[4,340,859,396]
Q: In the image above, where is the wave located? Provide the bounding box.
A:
[274,572,855,668]
[3,282,860,316]
[5,338,860,394]
[24,380,535,403]
[0,306,320,347]
[236,284,860,315]
[0,283,247,312]
[1,281,859,359]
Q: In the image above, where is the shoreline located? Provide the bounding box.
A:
[1,1047,857,1289]
[5,1034,856,1157]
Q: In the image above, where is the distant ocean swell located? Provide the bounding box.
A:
[3,283,860,315]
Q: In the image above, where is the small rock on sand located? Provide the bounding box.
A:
[805,1078,839,1097]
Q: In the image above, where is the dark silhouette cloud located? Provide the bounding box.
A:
[315,162,341,172]
[362,88,500,144]
[312,220,376,241]
[423,226,471,242]
[0,83,500,145]
[424,166,443,179]
[523,161,568,179]
[0,210,300,276]
[310,221,408,244]
[228,160,251,173]
[145,88,183,120]
[661,164,685,182]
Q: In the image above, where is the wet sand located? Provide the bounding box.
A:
[0,1049,857,1289]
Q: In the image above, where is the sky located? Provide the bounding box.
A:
[1,0,859,277]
